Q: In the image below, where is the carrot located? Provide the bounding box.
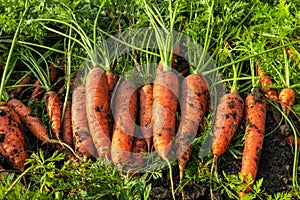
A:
[279,88,295,116]
[72,84,97,158]
[44,91,61,139]
[85,67,111,158]
[239,86,266,198]
[256,63,278,102]
[129,136,147,170]
[9,76,31,99]
[139,84,153,152]
[29,80,44,103]
[111,79,137,168]
[152,71,179,160]
[106,70,118,134]
[175,74,209,182]
[62,101,73,147]
[7,99,49,142]
[212,93,244,156]
[0,105,28,170]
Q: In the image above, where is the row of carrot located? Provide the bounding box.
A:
[0,46,297,199]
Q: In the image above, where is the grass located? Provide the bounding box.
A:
[0,0,300,199]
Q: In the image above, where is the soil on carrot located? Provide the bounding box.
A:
[149,105,296,199]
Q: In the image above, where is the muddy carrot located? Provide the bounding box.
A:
[239,86,266,198]
[72,84,97,158]
[175,74,209,182]
[85,67,111,158]
[140,84,153,152]
[0,105,28,170]
[62,101,72,147]
[8,99,49,142]
[106,70,118,134]
[44,91,61,139]
[129,136,147,170]
[111,79,137,168]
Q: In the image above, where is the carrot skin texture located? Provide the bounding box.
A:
[279,88,295,115]
[111,80,137,167]
[152,71,179,160]
[130,137,147,169]
[212,93,244,157]
[0,106,28,170]
[8,99,49,142]
[175,74,209,179]
[44,91,61,139]
[86,68,111,158]
[139,84,153,151]
[62,101,73,147]
[72,84,97,158]
[106,71,118,134]
[239,87,266,198]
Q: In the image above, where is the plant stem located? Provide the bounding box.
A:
[0,0,29,101]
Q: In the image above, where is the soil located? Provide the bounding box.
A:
[148,105,297,199]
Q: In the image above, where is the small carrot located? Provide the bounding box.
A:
[286,46,298,62]
[106,70,118,133]
[62,101,73,147]
[239,86,266,198]
[279,88,295,116]
[139,84,153,152]
[72,84,97,158]
[129,136,147,170]
[111,79,137,168]
[175,74,209,182]
[9,76,31,99]
[44,91,61,139]
[0,105,28,170]
[8,99,49,142]
[29,80,44,103]
[85,67,111,158]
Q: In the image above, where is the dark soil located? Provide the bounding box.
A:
[149,105,297,199]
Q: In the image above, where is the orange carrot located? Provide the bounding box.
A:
[72,84,97,158]
[279,88,295,116]
[139,84,153,152]
[8,99,49,142]
[29,80,44,103]
[286,46,297,62]
[0,105,28,170]
[175,74,209,182]
[62,101,73,147]
[44,91,61,139]
[9,76,31,99]
[106,71,118,134]
[152,71,179,161]
[111,79,137,167]
[85,67,110,158]
[212,93,244,157]
[256,64,278,102]
[129,136,147,170]
[239,86,266,198]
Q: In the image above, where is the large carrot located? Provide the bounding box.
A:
[9,76,31,99]
[62,101,73,147]
[239,86,266,198]
[111,79,137,168]
[72,84,97,158]
[139,84,153,152]
[85,67,110,158]
[175,74,209,182]
[0,105,28,170]
[44,91,61,139]
[152,71,178,160]
[8,99,49,142]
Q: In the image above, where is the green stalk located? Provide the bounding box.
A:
[0,0,29,102]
